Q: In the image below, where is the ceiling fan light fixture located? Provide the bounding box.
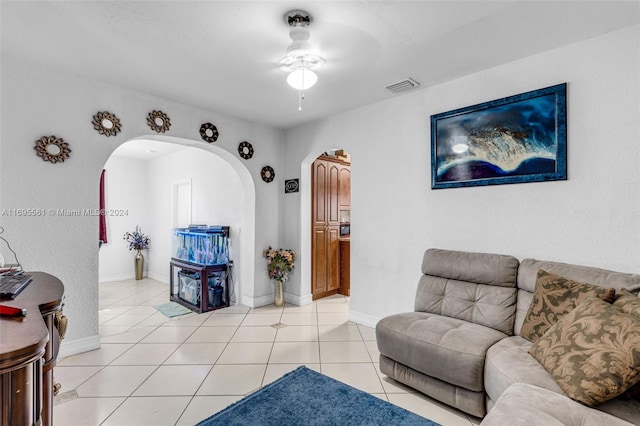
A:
[281,10,325,109]
[287,67,318,90]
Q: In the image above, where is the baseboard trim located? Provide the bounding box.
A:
[349,310,381,328]
[246,293,275,308]
[58,334,101,359]
[240,291,312,308]
[99,273,167,284]
[285,292,313,306]
[99,273,133,282]
[147,272,169,284]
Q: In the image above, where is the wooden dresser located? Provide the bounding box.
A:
[0,272,65,426]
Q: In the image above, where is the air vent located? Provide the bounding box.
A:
[385,78,421,94]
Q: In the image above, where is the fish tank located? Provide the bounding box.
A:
[172,225,230,266]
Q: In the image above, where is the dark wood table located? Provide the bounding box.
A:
[0,272,65,426]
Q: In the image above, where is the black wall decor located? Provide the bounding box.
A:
[284,179,299,193]
[200,122,219,143]
[238,141,254,159]
[261,166,275,183]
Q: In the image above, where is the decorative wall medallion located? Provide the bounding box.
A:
[92,111,121,137]
[285,179,299,193]
[200,122,219,143]
[34,135,71,164]
[261,166,275,183]
[147,110,171,133]
[238,141,254,159]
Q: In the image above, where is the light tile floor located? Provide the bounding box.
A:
[54,278,481,426]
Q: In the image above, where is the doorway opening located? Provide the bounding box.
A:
[97,135,255,309]
[310,149,351,300]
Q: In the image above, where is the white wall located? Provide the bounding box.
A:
[98,156,150,282]
[0,55,284,355]
[145,148,244,303]
[283,25,640,326]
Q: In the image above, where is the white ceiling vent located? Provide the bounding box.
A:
[385,78,421,94]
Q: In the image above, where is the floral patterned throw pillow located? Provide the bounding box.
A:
[614,289,640,400]
[529,296,640,406]
[614,289,640,318]
[520,269,616,343]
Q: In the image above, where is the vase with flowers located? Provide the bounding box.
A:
[263,246,296,306]
[123,226,151,280]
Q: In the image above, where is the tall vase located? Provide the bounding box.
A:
[274,280,284,307]
[135,250,144,280]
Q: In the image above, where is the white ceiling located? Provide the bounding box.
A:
[2,1,638,130]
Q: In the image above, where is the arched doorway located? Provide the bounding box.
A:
[98,135,256,307]
[299,149,351,302]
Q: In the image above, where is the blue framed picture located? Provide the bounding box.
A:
[431,83,567,189]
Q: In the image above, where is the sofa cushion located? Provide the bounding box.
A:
[421,248,519,288]
[517,259,640,294]
[415,248,518,335]
[484,335,563,403]
[529,296,640,407]
[520,269,615,342]
[480,383,634,426]
[376,312,506,392]
[485,336,640,424]
[513,289,533,336]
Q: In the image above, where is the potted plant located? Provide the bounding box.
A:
[263,246,296,306]
[123,226,150,280]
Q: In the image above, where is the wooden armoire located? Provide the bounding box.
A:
[312,155,350,299]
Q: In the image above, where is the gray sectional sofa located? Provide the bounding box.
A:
[376,248,640,425]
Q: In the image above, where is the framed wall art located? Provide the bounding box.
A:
[284,179,299,193]
[430,83,567,189]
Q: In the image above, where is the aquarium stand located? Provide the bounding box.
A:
[169,258,230,314]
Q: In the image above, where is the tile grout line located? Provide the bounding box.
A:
[189,309,250,398]
[258,304,285,387]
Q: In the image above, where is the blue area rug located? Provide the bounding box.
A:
[153,301,192,317]
[196,366,440,426]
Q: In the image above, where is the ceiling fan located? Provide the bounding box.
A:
[279,10,325,110]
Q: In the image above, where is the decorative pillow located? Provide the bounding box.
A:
[529,296,640,407]
[613,289,640,400]
[614,288,640,318]
[520,269,616,342]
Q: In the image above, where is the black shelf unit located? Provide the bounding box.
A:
[169,258,230,314]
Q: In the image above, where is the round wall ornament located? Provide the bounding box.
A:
[147,110,171,133]
[92,111,122,137]
[261,166,275,183]
[34,135,71,164]
[200,122,219,143]
[238,141,254,159]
